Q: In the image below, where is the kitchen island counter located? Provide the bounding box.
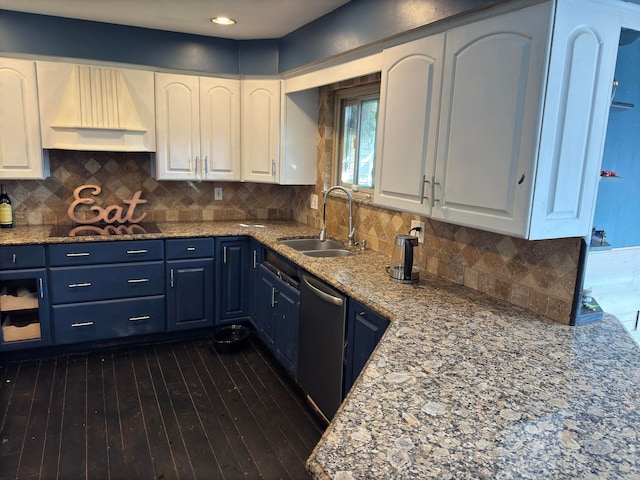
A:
[2,221,639,478]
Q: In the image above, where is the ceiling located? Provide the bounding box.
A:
[0,0,351,40]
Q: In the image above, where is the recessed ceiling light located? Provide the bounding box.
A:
[211,16,236,26]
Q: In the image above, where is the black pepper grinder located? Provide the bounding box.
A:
[0,184,13,228]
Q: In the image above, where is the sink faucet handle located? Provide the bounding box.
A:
[319,227,326,242]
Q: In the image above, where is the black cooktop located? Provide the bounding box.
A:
[49,222,161,237]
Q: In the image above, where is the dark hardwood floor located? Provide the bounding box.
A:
[0,333,326,480]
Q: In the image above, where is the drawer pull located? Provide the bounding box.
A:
[71,321,94,328]
[126,249,148,255]
[68,282,92,288]
[12,253,16,264]
[186,247,196,251]
[127,278,150,284]
[66,252,90,257]
[129,315,150,322]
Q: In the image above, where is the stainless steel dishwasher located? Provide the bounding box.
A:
[297,272,347,421]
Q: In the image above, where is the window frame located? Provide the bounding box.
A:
[333,83,381,194]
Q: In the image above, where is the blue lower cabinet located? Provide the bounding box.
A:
[344,299,390,395]
[49,261,164,304]
[255,264,277,347]
[255,263,300,376]
[273,279,300,376]
[52,295,165,345]
[0,267,52,351]
[217,237,250,323]
[166,258,215,331]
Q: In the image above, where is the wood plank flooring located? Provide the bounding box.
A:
[0,334,326,480]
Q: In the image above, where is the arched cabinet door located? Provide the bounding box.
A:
[432,2,550,238]
[155,73,200,180]
[374,33,445,217]
[241,79,281,183]
[0,58,44,179]
[200,77,241,181]
[529,0,619,240]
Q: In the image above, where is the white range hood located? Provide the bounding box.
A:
[37,61,156,152]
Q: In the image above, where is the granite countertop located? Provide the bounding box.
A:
[3,221,640,478]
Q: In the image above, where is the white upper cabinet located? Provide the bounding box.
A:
[374,0,619,240]
[0,58,46,179]
[241,79,281,183]
[37,61,155,152]
[200,77,241,181]
[374,33,445,215]
[528,0,619,240]
[155,73,241,181]
[155,73,200,180]
[432,3,550,237]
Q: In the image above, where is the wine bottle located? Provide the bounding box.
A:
[0,184,13,228]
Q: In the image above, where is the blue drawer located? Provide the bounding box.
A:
[47,240,164,266]
[52,295,165,345]
[165,238,215,260]
[49,261,164,304]
[0,245,46,270]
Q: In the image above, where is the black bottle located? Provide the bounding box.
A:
[0,184,13,228]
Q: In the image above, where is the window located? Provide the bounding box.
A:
[335,85,379,191]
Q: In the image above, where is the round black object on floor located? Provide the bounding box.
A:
[210,324,250,354]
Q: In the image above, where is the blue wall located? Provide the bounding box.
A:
[278,0,494,71]
[593,41,640,248]
[0,9,253,74]
[1,0,494,74]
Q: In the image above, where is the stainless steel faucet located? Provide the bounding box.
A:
[319,186,356,246]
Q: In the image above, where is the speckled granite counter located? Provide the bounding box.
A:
[2,221,640,478]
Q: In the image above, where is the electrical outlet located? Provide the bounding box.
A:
[410,220,425,243]
[310,194,318,210]
[214,188,223,201]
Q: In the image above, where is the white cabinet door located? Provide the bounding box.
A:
[528,0,619,240]
[374,33,445,216]
[155,73,201,180]
[0,58,45,179]
[432,2,550,237]
[200,77,241,181]
[241,79,281,183]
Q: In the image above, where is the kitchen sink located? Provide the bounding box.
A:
[303,249,354,258]
[280,238,344,251]
[279,238,354,257]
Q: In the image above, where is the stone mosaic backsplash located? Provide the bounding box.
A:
[3,150,296,226]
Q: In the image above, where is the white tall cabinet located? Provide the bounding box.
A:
[155,73,241,181]
[241,79,281,183]
[374,34,445,216]
[0,58,45,179]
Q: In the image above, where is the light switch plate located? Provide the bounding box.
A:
[410,220,425,243]
[214,188,223,201]
[310,194,318,210]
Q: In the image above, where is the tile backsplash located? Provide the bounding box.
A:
[3,150,296,225]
